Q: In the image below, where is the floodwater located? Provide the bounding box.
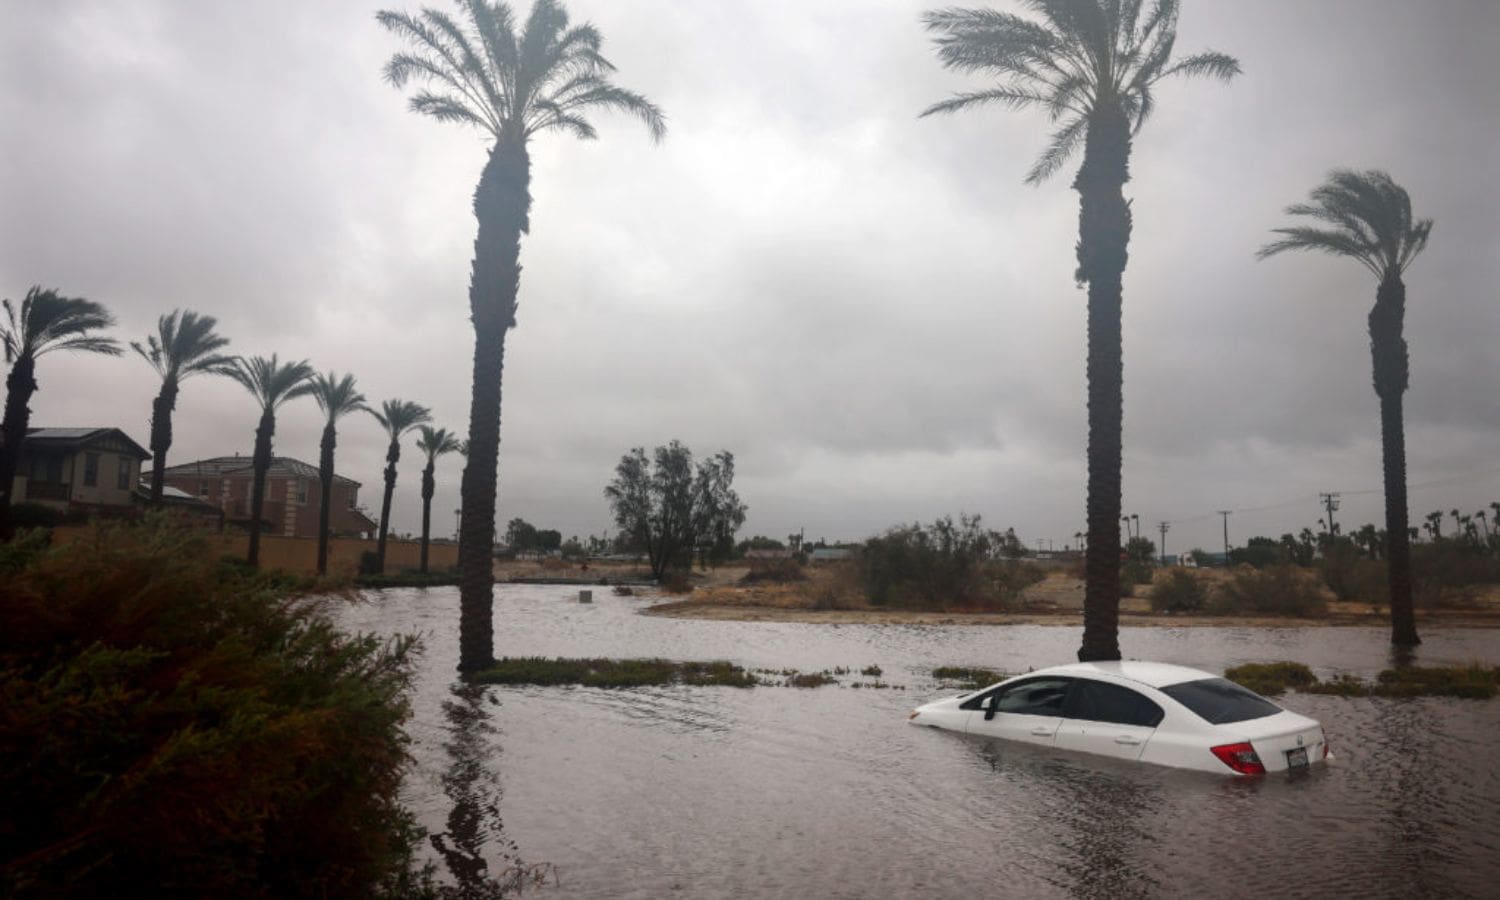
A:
[331,587,1500,899]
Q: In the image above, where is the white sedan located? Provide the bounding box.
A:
[908,661,1330,776]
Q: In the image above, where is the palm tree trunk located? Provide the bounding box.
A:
[1371,274,1419,646]
[1074,102,1133,663]
[421,459,435,574]
[458,135,530,674]
[377,439,399,574]
[247,409,275,567]
[0,354,39,539]
[147,379,178,502]
[317,421,336,575]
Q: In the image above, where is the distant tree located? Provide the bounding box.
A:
[559,536,586,561]
[922,0,1239,662]
[1124,536,1156,564]
[379,0,665,673]
[504,517,540,554]
[416,425,461,573]
[534,529,562,554]
[1230,536,1286,569]
[1424,511,1443,541]
[227,355,315,566]
[132,310,235,502]
[367,400,432,574]
[309,372,368,575]
[0,287,121,538]
[1260,169,1431,647]
[736,535,787,558]
[604,441,747,580]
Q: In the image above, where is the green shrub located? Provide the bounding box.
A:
[1225,662,1316,696]
[1411,542,1500,608]
[860,516,1041,611]
[1301,665,1499,699]
[1123,559,1155,586]
[1150,569,1209,613]
[7,502,86,528]
[1210,565,1328,617]
[0,520,427,899]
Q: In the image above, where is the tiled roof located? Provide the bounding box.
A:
[24,427,151,459]
[156,456,359,486]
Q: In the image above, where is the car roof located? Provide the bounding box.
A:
[1030,661,1215,689]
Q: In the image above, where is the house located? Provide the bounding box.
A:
[152,456,377,539]
[8,428,151,513]
[133,482,225,524]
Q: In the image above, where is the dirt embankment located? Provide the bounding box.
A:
[639,564,1500,629]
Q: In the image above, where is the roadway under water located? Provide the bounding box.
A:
[330,586,1500,899]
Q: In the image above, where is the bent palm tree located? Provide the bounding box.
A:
[227,355,315,566]
[1259,169,1432,647]
[1,287,121,538]
[132,310,235,502]
[379,0,665,671]
[922,0,1238,662]
[368,399,432,574]
[416,425,462,573]
[309,372,368,575]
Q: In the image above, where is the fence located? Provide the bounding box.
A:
[51,526,458,576]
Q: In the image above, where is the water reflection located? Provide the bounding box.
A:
[430,683,555,898]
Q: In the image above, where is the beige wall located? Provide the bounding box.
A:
[51,526,458,576]
[67,450,140,507]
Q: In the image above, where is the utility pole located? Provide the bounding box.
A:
[1132,514,1141,541]
[1158,521,1170,565]
[1320,492,1341,536]
[1217,510,1232,565]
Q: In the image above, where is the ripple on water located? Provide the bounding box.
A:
[328,586,1500,899]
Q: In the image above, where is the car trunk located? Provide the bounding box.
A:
[1235,711,1326,772]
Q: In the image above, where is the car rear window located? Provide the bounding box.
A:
[1063,680,1164,728]
[1160,678,1282,725]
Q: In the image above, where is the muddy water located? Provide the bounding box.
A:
[331,587,1500,899]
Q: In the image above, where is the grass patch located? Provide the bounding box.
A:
[1225,662,1317,696]
[472,657,757,688]
[786,672,838,688]
[932,666,1007,690]
[861,664,883,677]
[1231,661,1500,699]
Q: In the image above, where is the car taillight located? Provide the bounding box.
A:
[1210,741,1266,775]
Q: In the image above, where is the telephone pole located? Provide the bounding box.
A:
[1217,510,1232,565]
[1320,492,1341,536]
[1158,521,1170,565]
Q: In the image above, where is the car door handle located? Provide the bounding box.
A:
[1114,735,1141,745]
[1031,726,1054,736]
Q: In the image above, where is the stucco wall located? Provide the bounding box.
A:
[51,526,457,576]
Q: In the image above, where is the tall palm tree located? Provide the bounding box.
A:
[132,310,235,502]
[1259,169,1432,647]
[416,425,462,573]
[922,0,1238,661]
[368,399,432,574]
[1,287,121,538]
[309,371,367,575]
[379,0,665,671]
[227,355,315,567]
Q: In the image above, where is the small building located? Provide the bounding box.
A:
[9,427,151,513]
[809,547,855,563]
[153,456,377,539]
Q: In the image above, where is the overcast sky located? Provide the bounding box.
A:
[4,0,1499,554]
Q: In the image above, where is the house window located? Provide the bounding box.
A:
[83,453,99,487]
[199,481,210,497]
[347,492,357,509]
[296,480,308,504]
[117,457,131,490]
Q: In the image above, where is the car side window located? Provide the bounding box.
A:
[1062,680,1164,728]
[988,677,1073,716]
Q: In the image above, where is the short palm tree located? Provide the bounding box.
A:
[1,287,121,537]
[416,425,462,573]
[132,310,235,502]
[227,355,315,566]
[921,0,1238,662]
[1259,169,1432,647]
[309,372,367,575]
[379,0,665,671]
[368,399,432,574]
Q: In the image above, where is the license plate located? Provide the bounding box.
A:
[1286,746,1309,769]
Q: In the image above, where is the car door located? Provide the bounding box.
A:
[1053,678,1164,761]
[964,677,1073,746]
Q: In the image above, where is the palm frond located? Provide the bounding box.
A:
[1157,50,1241,81]
[920,86,1056,118]
[369,398,433,439]
[228,354,315,413]
[1024,113,1087,185]
[311,371,368,423]
[418,424,463,460]
[1,287,121,361]
[1257,227,1384,277]
[1262,169,1432,278]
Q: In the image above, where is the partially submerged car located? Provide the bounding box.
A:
[908,661,1329,775]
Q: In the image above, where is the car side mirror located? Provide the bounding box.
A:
[983,695,999,720]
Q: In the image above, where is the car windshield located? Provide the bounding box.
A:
[1159,678,1282,725]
